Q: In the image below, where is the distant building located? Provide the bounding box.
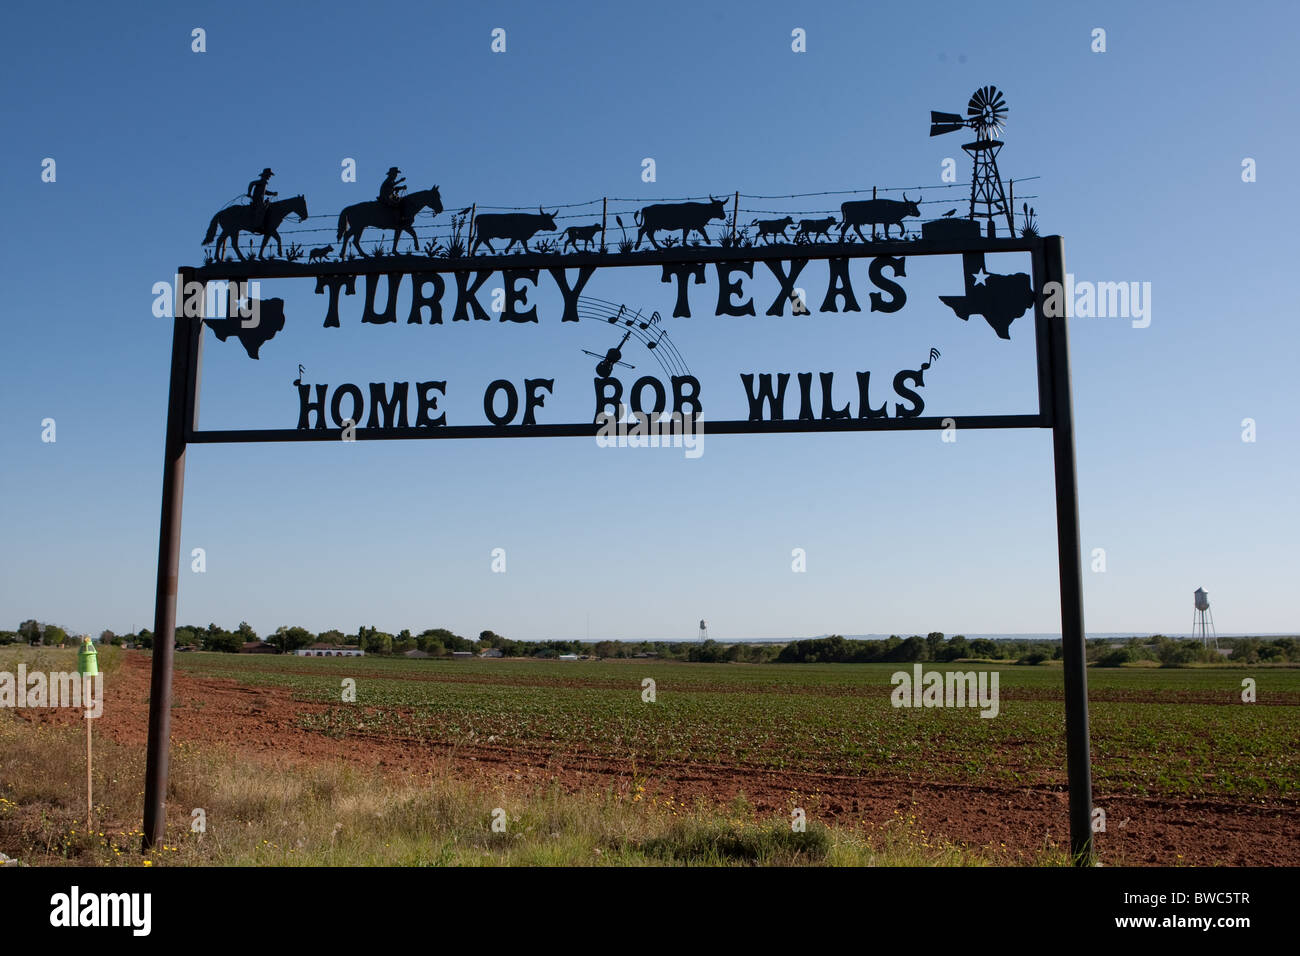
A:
[241,641,279,654]
[403,649,432,659]
[295,643,364,658]
[480,648,503,658]
[451,651,474,658]
[558,653,579,661]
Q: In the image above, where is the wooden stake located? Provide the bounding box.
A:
[86,716,93,829]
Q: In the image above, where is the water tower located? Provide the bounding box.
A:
[1192,588,1217,650]
[698,619,708,641]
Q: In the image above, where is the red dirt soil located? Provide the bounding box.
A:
[18,655,1298,866]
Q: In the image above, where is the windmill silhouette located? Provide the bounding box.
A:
[930,86,1015,237]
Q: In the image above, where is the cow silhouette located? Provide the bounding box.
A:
[634,197,728,249]
[471,208,558,254]
[839,194,921,241]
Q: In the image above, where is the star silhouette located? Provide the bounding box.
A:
[972,267,990,286]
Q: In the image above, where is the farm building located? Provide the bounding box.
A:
[241,641,279,654]
[480,648,503,658]
[295,643,364,657]
[450,651,474,658]
[558,653,580,661]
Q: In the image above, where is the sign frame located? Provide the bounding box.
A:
[142,234,1094,864]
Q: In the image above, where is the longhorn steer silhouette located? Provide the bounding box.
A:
[839,195,921,241]
[634,197,728,249]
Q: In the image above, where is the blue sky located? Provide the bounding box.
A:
[1,0,1296,641]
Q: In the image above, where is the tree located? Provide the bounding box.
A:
[1157,640,1201,667]
[18,620,41,645]
[44,625,68,646]
[202,623,242,653]
[318,629,346,645]
[1096,648,1130,667]
[237,621,258,642]
[421,628,471,652]
[925,632,945,660]
[1230,638,1260,664]
[689,639,727,663]
[270,626,313,654]
[100,629,117,645]
[893,636,927,662]
[938,634,968,662]
[136,628,154,650]
[359,628,392,655]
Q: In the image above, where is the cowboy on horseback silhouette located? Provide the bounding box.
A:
[378,166,408,226]
[247,168,277,231]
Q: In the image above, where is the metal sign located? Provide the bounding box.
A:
[143,86,1094,864]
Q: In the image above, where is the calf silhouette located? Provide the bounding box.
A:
[796,217,836,243]
[309,245,333,262]
[562,223,604,251]
[752,216,793,244]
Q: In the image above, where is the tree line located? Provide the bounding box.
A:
[774,632,1300,665]
[3,620,1297,665]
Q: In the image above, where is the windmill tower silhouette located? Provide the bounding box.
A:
[698,619,708,641]
[930,86,1014,237]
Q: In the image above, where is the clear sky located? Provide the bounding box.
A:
[1,0,1296,641]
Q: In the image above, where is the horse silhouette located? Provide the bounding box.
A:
[203,195,308,262]
[336,186,444,257]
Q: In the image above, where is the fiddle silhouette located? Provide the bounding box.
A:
[583,325,637,377]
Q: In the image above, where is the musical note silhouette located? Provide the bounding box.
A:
[607,304,625,325]
[292,363,305,386]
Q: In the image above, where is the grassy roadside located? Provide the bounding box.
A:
[0,712,1055,867]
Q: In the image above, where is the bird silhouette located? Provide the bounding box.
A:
[942,209,957,218]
